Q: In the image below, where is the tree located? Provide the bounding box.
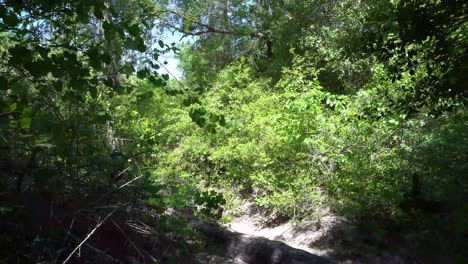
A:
[0,1,184,261]
[161,0,327,83]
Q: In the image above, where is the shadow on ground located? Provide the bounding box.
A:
[194,222,331,264]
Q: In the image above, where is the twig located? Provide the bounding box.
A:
[65,217,75,241]
[62,206,119,264]
[88,170,143,207]
[114,167,130,180]
[117,174,144,190]
[66,233,119,263]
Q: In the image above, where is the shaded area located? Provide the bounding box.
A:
[194,222,331,264]
[0,190,195,263]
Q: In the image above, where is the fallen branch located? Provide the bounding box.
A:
[62,206,120,264]
[66,233,119,263]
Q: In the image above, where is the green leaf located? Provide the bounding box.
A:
[219,198,226,205]
[9,103,17,111]
[219,115,226,126]
[22,107,32,117]
[102,21,115,40]
[189,108,207,127]
[89,85,98,98]
[20,117,32,129]
[137,68,149,79]
[196,117,206,127]
[93,8,104,19]
[149,75,164,87]
[53,81,64,92]
[33,143,55,149]
[158,40,164,48]
[95,112,111,124]
[210,114,219,123]
[4,12,19,27]
[128,24,140,37]
[207,124,217,134]
[122,64,135,75]
[104,78,114,87]
[0,207,13,215]
[70,79,88,91]
[8,45,32,65]
[101,53,112,64]
[136,36,146,52]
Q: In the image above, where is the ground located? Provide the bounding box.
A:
[193,203,415,264]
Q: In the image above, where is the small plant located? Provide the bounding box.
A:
[220,215,233,224]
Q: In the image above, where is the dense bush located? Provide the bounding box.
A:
[1,0,466,261]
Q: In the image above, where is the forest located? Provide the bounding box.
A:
[0,0,467,263]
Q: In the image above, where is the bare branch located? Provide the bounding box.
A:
[160,9,266,39]
[63,206,120,264]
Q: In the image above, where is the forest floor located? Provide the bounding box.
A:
[194,203,416,264]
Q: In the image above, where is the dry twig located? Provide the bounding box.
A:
[62,206,120,264]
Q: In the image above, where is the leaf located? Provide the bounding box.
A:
[196,117,205,127]
[4,12,19,27]
[89,85,98,98]
[219,115,226,126]
[210,114,219,123]
[104,78,114,87]
[70,79,88,91]
[207,124,217,134]
[32,60,53,77]
[149,75,164,87]
[9,103,17,111]
[8,45,32,65]
[20,117,32,129]
[95,112,111,124]
[93,8,104,19]
[0,207,13,215]
[189,108,207,127]
[22,107,32,117]
[158,40,164,48]
[128,24,140,37]
[33,143,55,149]
[219,198,227,205]
[136,36,146,52]
[101,53,112,64]
[137,68,149,79]
[103,21,115,40]
[137,91,154,100]
[122,64,135,75]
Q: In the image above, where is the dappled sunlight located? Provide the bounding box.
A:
[0,0,466,263]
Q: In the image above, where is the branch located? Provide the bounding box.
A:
[64,232,118,263]
[62,206,120,264]
[160,9,267,39]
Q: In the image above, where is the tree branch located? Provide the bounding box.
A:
[160,9,267,39]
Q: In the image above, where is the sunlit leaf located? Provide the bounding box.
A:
[20,117,32,129]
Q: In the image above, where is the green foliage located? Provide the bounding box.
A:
[1,0,466,261]
[0,0,165,193]
[150,4,467,258]
[0,1,200,262]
